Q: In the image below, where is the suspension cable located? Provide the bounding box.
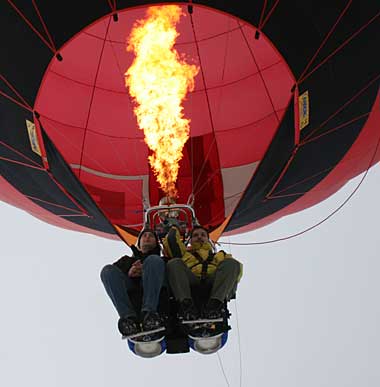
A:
[228,238,243,387]
[219,121,380,246]
[217,352,231,387]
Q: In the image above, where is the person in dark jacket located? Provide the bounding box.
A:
[100,229,165,336]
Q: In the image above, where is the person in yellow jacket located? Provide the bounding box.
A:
[164,225,243,321]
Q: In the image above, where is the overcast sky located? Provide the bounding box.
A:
[1,164,379,387]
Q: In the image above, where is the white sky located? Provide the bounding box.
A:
[1,165,379,387]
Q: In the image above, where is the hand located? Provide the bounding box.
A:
[128,260,142,278]
[130,245,142,259]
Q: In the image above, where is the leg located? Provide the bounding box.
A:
[100,264,139,318]
[167,258,200,302]
[141,254,166,313]
[208,258,241,302]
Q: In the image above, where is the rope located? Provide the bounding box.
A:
[298,0,353,82]
[31,0,57,52]
[235,299,243,387]
[106,0,117,13]
[188,10,222,196]
[0,140,42,167]
[258,0,268,30]
[6,0,56,53]
[303,74,380,143]
[78,16,112,179]
[238,21,280,123]
[228,238,243,387]
[217,352,231,387]
[259,0,281,30]
[299,11,380,84]
[0,73,33,110]
[219,119,380,246]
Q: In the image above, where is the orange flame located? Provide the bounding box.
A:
[125,5,199,198]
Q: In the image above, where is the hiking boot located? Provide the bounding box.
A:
[118,316,139,336]
[203,299,224,320]
[142,311,164,332]
[178,299,199,321]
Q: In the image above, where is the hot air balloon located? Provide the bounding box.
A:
[1,1,379,243]
[1,0,379,356]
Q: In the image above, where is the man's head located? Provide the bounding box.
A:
[137,228,159,254]
[190,226,209,245]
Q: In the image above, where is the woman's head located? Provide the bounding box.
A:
[137,229,160,254]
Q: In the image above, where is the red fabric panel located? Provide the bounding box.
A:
[35,70,93,128]
[196,28,259,89]
[242,24,286,69]
[208,73,274,131]
[95,40,133,93]
[80,169,144,227]
[48,32,103,85]
[32,5,294,232]
[261,62,295,110]
[87,88,139,138]
[216,112,281,168]
[190,133,225,228]
[189,5,241,41]
[81,131,148,175]
[182,91,213,137]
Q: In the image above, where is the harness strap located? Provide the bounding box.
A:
[192,250,215,281]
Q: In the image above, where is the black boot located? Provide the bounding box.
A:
[142,311,164,331]
[178,299,199,321]
[203,298,224,320]
[118,316,139,336]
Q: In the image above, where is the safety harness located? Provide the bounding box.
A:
[190,250,217,281]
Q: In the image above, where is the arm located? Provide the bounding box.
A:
[113,254,137,276]
[163,226,187,258]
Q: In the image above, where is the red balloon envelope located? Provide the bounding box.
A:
[1,1,379,243]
